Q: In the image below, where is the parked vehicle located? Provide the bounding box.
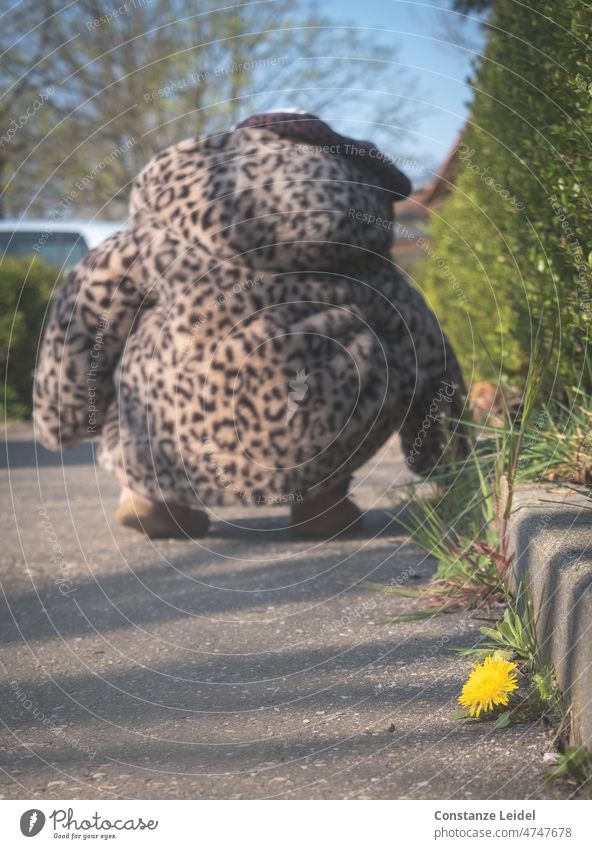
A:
[0,219,124,272]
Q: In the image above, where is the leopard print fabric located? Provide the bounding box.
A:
[33,116,466,508]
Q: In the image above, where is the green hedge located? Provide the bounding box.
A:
[420,0,592,391]
[0,256,58,418]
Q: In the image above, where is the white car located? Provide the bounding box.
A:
[0,218,124,272]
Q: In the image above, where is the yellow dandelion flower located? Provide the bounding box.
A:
[458,655,519,717]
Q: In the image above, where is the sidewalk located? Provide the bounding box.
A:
[0,430,551,799]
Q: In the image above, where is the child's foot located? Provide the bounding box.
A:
[115,489,209,539]
[290,487,364,537]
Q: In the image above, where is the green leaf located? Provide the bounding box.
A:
[493,710,513,729]
[451,709,471,721]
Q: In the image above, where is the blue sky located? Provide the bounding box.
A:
[321,0,485,173]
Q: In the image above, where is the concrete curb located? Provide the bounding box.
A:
[509,487,592,748]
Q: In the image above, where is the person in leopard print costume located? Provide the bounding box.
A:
[33,111,466,538]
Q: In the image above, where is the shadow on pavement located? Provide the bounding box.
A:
[0,439,97,469]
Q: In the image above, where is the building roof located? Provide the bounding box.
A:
[396,136,463,225]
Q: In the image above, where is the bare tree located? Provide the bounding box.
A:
[0,0,70,216]
[0,0,416,219]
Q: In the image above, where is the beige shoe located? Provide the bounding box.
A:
[116,492,210,539]
[291,489,364,537]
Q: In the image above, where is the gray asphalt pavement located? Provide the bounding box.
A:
[0,428,552,799]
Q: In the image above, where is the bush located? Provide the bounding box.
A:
[420,0,592,392]
[0,256,58,418]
